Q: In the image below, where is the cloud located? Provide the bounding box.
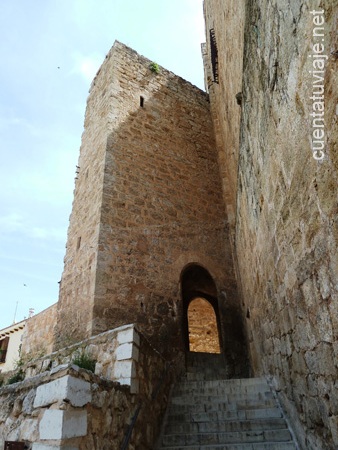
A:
[71,53,103,83]
[0,212,66,242]
[30,226,67,241]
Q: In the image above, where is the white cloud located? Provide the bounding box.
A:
[71,53,103,83]
[30,226,67,241]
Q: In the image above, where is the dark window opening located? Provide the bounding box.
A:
[0,337,9,363]
[76,236,81,251]
[210,28,219,84]
[140,96,144,107]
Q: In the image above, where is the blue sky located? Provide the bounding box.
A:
[0,0,205,330]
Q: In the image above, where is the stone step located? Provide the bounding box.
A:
[165,418,288,434]
[176,381,268,394]
[161,428,292,447]
[174,386,270,397]
[185,352,225,366]
[160,443,297,450]
[167,407,283,424]
[157,356,297,450]
[185,372,230,381]
[176,377,267,391]
[169,398,276,412]
[170,391,273,404]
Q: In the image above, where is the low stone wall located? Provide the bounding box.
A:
[0,324,183,449]
[19,324,141,393]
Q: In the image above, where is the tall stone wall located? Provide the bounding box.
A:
[204,0,337,448]
[54,41,242,358]
[203,0,245,230]
[204,1,337,449]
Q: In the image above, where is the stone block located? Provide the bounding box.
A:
[328,416,338,446]
[316,305,333,343]
[34,375,91,408]
[22,388,37,415]
[112,360,136,378]
[39,409,87,439]
[294,321,317,351]
[305,343,336,376]
[20,418,39,441]
[116,342,139,361]
[117,326,140,346]
[50,364,69,375]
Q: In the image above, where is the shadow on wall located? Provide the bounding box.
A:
[181,263,251,378]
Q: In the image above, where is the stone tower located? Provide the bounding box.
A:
[54,41,248,372]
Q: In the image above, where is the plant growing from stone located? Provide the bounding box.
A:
[7,370,25,385]
[149,62,160,74]
[72,351,96,373]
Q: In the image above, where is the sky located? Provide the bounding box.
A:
[0,0,206,330]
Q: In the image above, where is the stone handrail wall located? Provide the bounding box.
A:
[20,324,140,393]
[0,324,183,449]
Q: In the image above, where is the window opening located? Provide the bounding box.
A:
[76,236,81,251]
[0,336,9,363]
[210,28,219,84]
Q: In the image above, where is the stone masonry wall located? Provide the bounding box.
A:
[55,41,239,357]
[21,304,57,358]
[234,2,337,449]
[203,0,246,230]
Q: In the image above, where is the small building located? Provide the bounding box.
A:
[0,319,26,373]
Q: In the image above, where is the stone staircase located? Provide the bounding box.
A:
[157,352,297,450]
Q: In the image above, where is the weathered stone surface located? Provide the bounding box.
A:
[21,304,57,358]
[22,388,36,415]
[39,409,87,439]
[116,342,139,361]
[0,327,178,450]
[34,375,91,408]
[203,0,338,448]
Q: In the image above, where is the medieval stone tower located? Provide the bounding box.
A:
[53,41,249,374]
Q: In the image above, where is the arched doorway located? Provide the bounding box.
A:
[181,264,222,353]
